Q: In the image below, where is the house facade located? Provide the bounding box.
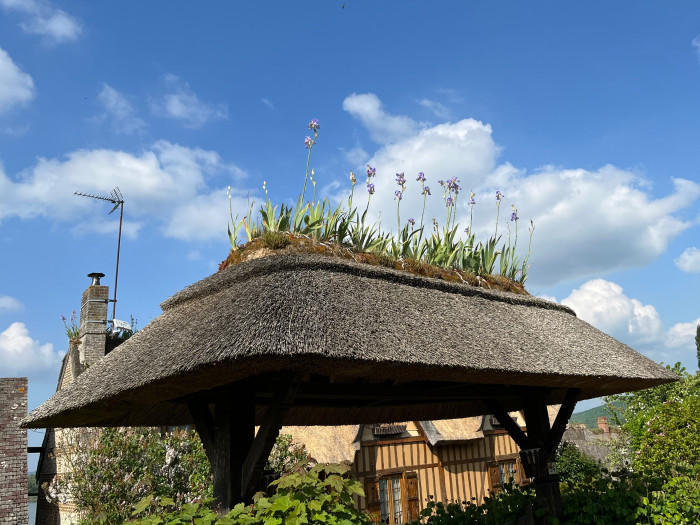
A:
[282,411,553,525]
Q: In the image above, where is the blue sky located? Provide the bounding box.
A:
[1,1,699,455]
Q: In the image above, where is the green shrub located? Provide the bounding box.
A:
[555,442,602,484]
[635,471,700,524]
[406,482,535,525]
[559,476,645,525]
[128,464,370,525]
[44,428,212,524]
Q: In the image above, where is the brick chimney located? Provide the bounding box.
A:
[597,416,610,437]
[78,272,108,368]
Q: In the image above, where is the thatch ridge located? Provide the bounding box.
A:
[163,253,575,316]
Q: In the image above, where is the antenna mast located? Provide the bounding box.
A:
[74,187,125,320]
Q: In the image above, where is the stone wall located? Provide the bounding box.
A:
[0,377,28,525]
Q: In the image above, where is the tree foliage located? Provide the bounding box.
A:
[554,442,602,484]
[128,464,369,525]
[44,428,212,524]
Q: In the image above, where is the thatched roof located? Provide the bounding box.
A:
[281,425,360,464]
[23,253,676,429]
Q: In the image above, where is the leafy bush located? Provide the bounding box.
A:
[128,464,370,525]
[606,364,699,484]
[554,442,602,484]
[265,433,311,477]
[635,471,700,524]
[44,428,212,524]
[406,482,535,525]
[559,476,645,525]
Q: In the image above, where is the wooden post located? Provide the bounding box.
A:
[188,377,298,510]
[241,377,300,499]
[487,389,578,525]
[188,386,255,511]
[523,391,561,522]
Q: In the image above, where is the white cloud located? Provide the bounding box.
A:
[71,218,142,239]
[344,93,700,285]
[675,246,700,273]
[418,98,451,119]
[343,93,418,144]
[666,318,700,348]
[497,168,699,285]
[0,141,250,241]
[96,84,146,135]
[0,0,82,42]
[261,97,274,110]
[0,322,64,379]
[561,279,663,345]
[0,47,34,113]
[693,35,700,59]
[0,295,23,313]
[559,279,698,369]
[342,146,369,166]
[164,188,250,241]
[151,74,228,128]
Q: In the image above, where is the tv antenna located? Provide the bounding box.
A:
[74,187,124,320]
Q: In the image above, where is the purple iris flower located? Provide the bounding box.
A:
[408,218,415,227]
[308,119,320,132]
[447,177,461,193]
[496,190,503,201]
[446,196,454,207]
[395,172,406,186]
[423,186,431,196]
[394,190,403,200]
[366,182,375,195]
[304,136,315,149]
[438,179,445,187]
[511,208,519,222]
[416,172,426,182]
[366,165,376,178]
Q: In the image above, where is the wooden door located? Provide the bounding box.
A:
[404,472,420,522]
[365,479,381,524]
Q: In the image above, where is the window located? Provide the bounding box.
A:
[488,460,519,493]
[498,461,517,485]
[366,472,419,524]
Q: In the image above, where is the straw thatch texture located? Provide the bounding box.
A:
[23,253,676,429]
[422,418,484,445]
[281,425,359,464]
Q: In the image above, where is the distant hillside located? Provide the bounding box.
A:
[570,403,623,429]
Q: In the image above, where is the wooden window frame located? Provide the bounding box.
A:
[365,470,420,524]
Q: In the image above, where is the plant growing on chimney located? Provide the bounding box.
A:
[61,311,80,342]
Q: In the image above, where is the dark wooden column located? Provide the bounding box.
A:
[523,390,561,520]
[187,377,299,511]
[188,385,254,510]
[487,388,579,524]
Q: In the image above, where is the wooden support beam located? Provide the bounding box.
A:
[545,388,579,460]
[188,384,255,511]
[485,399,529,450]
[522,389,562,524]
[241,377,299,500]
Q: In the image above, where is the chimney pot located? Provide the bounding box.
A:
[87,272,106,286]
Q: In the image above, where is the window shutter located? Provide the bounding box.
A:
[405,472,420,522]
[488,462,500,493]
[365,479,381,523]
